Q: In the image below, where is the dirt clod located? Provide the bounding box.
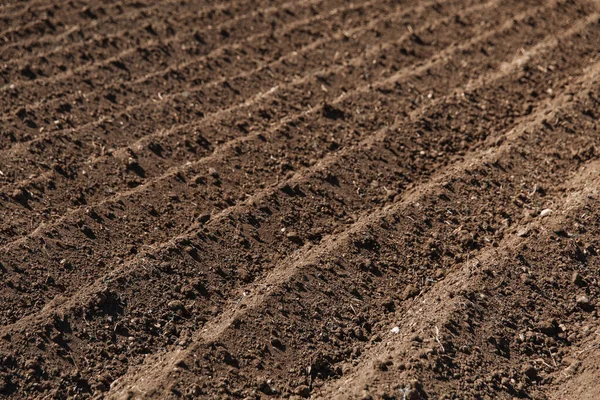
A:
[571,272,586,287]
[286,231,303,244]
[167,300,185,311]
[403,285,419,300]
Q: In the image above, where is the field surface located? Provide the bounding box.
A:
[1,0,600,398]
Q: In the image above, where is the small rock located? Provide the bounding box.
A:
[540,209,552,217]
[522,103,533,115]
[408,379,422,390]
[517,228,530,237]
[576,294,590,307]
[391,326,400,334]
[360,390,373,400]
[352,327,367,341]
[565,360,581,375]
[193,175,206,185]
[520,273,532,284]
[370,334,382,343]
[420,348,435,359]
[92,380,108,392]
[404,380,424,400]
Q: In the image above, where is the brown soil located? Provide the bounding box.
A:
[1,0,600,398]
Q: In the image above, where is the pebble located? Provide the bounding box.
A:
[391,326,400,334]
[520,273,532,284]
[370,334,382,344]
[517,228,530,237]
[408,379,422,390]
[576,294,590,306]
[540,209,552,217]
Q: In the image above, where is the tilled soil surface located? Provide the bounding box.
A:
[1,0,600,399]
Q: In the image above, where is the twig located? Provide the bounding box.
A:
[434,326,445,353]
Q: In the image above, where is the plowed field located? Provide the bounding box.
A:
[1,0,600,398]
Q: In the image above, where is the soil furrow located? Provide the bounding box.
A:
[0,0,244,52]
[0,0,333,114]
[0,0,255,54]
[0,0,373,140]
[0,0,150,49]
[318,159,600,399]
[109,61,600,399]
[0,0,224,67]
[0,0,570,247]
[0,0,379,146]
[0,5,596,396]
[0,0,517,313]
[2,0,599,397]
[1,0,584,296]
[0,0,502,247]
[0,0,319,76]
[0,0,489,236]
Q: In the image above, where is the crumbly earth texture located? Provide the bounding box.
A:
[1,0,600,398]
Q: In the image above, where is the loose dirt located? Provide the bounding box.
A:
[1,0,600,398]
